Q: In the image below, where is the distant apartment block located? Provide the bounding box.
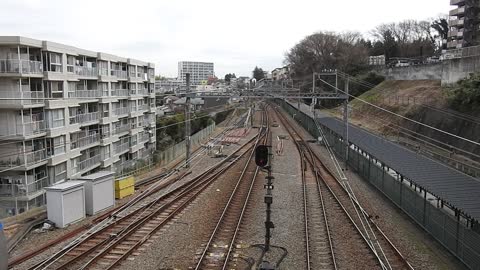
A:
[0,36,157,218]
[178,61,214,86]
[155,78,183,93]
[448,0,480,49]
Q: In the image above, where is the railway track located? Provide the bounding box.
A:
[273,104,414,270]
[25,126,261,270]
[8,111,251,269]
[194,105,270,270]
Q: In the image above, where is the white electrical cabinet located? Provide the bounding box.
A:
[78,171,115,216]
[45,181,86,228]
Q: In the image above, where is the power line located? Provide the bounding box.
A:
[316,77,480,147]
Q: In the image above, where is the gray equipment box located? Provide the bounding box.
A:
[45,181,85,228]
[78,171,115,216]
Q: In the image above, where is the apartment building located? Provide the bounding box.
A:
[0,36,156,218]
[178,61,214,86]
[448,0,480,49]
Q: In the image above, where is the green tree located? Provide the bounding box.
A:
[431,18,449,50]
[252,66,264,81]
[224,73,236,84]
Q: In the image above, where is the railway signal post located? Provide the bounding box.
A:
[255,145,275,252]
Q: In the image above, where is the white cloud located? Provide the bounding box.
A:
[0,0,450,78]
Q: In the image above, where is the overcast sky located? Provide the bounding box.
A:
[1,0,450,78]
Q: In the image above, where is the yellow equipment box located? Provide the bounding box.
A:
[114,176,135,199]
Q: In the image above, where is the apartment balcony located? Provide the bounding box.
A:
[69,112,100,125]
[14,120,46,138]
[143,117,155,127]
[450,7,465,17]
[0,91,44,108]
[139,133,150,143]
[68,90,102,99]
[137,89,148,96]
[111,89,129,97]
[447,40,463,49]
[99,68,109,76]
[138,104,149,111]
[113,124,130,135]
[71,132,100,150]
[114,107,130,116]
[74,154,101,174]
[114,141,130,154]
[450,0,465,5]
[75,66,98,77]
[0,59,43,75]
[111,70,128,79]
[450,19,464,27]
[0,175,48,198]
[0,149,48,170]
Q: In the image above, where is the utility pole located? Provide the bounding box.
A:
[185,73,191,168]
[343,77,349,170]
[335,69,338,94]
[312,72,316,118]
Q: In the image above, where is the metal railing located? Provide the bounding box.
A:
[75,154,101,173]
[114,141,130,154]
[113,124,130,135]
[99,68,109,76]
[68,90,102,98]
[71,133,100,149]
[111,89,129,97]
[0,91,44,106]
[0,59,43,74]
[19,120,46,136]
[139,133,150,143]
[1,148,49,168]
[137,89,148,96]
[114,107,130,116]
[138,104,149,111]
[25,149,47,166]
[111,70,128,79]
[75,66,98,77]
[0,176,48,197]
[70,112,100,125]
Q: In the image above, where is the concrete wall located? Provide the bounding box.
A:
[376,54,480,85]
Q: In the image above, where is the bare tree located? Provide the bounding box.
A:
[285,31,368,78]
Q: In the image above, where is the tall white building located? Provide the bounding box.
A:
[178,61,214,86]
[0,36,157,218]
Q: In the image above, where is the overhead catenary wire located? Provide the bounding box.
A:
[335,70,480,125]
[315,77,480,147]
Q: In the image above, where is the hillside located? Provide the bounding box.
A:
[324,80,480,177]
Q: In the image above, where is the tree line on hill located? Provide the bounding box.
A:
[285,17,448,78]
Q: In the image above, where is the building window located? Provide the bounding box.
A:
[47,109,65,129]
[49,53,63,72]
[54,162,67,183]
[67,55,75,73]
[47,135,65,156]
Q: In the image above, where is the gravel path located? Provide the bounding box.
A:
[229,109,306,270]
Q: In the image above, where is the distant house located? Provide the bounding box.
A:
[272,66,290,81]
